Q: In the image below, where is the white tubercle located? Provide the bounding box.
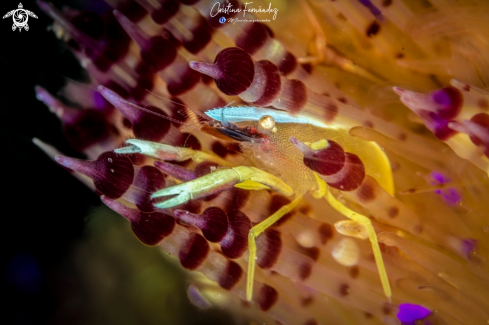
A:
[331,237,360,267]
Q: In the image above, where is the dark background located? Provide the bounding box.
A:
[0,0,97,323]
[0,1,234,324]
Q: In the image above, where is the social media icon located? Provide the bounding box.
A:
[219,17,226,24]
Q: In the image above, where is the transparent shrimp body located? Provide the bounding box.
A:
[147,106,395,301]
[209,107,394,195]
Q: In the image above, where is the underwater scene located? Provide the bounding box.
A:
[3,0,489,324]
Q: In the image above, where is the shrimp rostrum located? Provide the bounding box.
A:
[117,105,404,303]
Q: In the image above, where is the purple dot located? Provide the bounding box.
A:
[430,171,448,184]
[440,187,462,206]
[430,87,463,119]
[430,172,462,206]
[397,303,431,323]
[462,238,477,259]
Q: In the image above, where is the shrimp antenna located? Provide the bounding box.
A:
[98,86,185,126]
[144,89,213,122]
[220,101,237,127]
[182,132,196,148]
[225,101,236,107]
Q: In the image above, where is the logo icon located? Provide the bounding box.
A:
[219,17,226,24]
[3,3,37,32]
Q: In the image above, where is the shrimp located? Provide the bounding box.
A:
[117,105,396,302]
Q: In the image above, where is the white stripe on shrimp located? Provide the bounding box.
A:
[205,106,331,129]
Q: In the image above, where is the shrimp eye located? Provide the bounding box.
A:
[259,115,275,131]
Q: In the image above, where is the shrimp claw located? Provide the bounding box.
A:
[152,166,293,209]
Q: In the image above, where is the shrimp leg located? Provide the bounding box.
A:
[291,137,392,301]
[321,180,392,302]
[247,195,303,301]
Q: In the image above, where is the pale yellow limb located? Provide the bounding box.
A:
[153,166,293,209]
[115,139,232,166]
[312,171,327,199]
[232,167,294,197]
[234,179,271,191]
[246,195,303,301]
[317,174,392,301]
